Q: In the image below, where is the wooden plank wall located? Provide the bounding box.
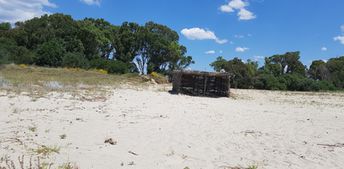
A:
[172,71,230,97]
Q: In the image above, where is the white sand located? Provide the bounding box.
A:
[1,87,344,169]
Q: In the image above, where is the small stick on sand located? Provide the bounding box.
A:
[128,151,138,156]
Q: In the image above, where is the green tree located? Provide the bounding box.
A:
[0,37,16,64]
[0,37,33,64]
[144,21,180,73]
[16,14,80,51]
[211,57,253,88]
[35,39,66,67]
[135,21,193,74]
[309,60,328,80]
[210,56,228,72]
[246,59,259,77]
[264,52,306,76]
[113,22,141,63]
[326,56,344,88]
[0,22,11,31]
[79,18,115,59]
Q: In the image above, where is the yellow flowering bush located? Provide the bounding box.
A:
[97,69,108,74]
[19,64,28,68]
[65,67,81,72]
[150,72,159,78]
[149,72,168,84]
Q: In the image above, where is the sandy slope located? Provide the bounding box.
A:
[0,87,344,169]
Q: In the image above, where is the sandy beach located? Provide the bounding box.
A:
[1,86,344,169]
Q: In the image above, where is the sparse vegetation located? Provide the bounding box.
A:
[33,146,60,156]
[28,127,36,132]
[183,165,257,169]
[248,165,258,169]
[0,155,78,169]
[59,134,66,140]
[57,163,76,169]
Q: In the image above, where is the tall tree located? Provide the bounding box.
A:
[210,57,253,88]
[326,56,344,88]
[309,60,329,80]
[0,22,11,31]
[264,51,306,76]
[210,56,228,72]
[144,21,180,73]
[135,21,193,74]
[113,22,141,63]
[168,45,194,71]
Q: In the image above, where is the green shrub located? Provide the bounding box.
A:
[106,60,130,74]
[62,52,89,68]
[10,46,34,64]
[89,58,109,70]
[0,22,11,31]
[0,37,34,65]
[0,37,15,64]
[317,80,337,91]
[0,50,10,65]
[253,74,286,90]
[89,58,130,74]
[35,39,65,67]
[282,74,307,91]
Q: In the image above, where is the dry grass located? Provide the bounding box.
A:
[33,146,60,156]
[0,155,78,169]
[0,64,151,98]
[0,64,145,87]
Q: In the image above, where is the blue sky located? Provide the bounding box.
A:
[1,0,344,71]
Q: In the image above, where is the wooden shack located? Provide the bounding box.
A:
[172,70,231,97]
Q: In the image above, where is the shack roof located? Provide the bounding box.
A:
[172,70,230,77]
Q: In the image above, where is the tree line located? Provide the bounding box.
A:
[1,14,343,91]
[0,13,194,74]
[210,52,344,91]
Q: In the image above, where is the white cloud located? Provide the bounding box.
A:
[253,55,264,61]
[220,0,256,21]
[334,36,344,45]
[334,25,344,45]
[0,0,56,23]
[219,50,223,54]
[321,47,328,51]
[235,47,249,52]
[234,34,245,38]
[205,50,216,54]
[238,8,256,20]
[220,0,247,12]
[80,0,101,6]
[181,28,228,44]
[215,39,229,44]
[220,5,234,13]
